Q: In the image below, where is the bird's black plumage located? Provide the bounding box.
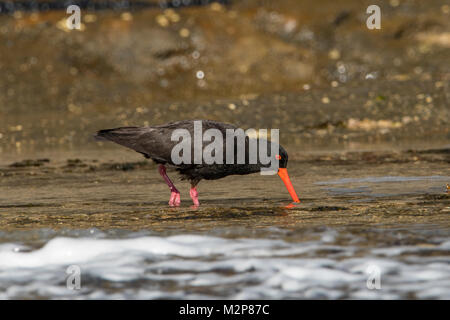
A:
[96,120,288,184]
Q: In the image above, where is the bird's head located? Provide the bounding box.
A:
[275,145,289,169]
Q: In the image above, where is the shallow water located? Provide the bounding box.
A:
[0,148,448,299]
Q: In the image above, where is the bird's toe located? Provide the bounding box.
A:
[190,187,200,207]
[169,192,181,207]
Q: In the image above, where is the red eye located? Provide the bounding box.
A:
[276,155,282,160]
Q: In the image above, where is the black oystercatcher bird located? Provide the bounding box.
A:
[95,120,300,206]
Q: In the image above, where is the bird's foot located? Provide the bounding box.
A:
[190,187,200,207]
[169,191,181,207]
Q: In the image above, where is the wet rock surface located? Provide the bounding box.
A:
[0,148,448,231]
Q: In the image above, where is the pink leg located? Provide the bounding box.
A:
[158,165,181,206]
[190,185,200,207]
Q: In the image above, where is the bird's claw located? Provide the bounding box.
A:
[169,192,181,207]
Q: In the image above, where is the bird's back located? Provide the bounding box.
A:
[96,120,280,181]
[95,120,237,164]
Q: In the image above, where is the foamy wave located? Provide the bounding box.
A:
[0,235,449,299]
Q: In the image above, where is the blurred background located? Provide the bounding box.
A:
[0,0,449,160]
[0,1,449,300]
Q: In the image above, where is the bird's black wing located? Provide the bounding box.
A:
[95,126,174,163]
[95,120,239,165]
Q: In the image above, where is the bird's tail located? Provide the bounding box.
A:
[94,127,143,142]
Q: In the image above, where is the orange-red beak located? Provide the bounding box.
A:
[278,168,300,203]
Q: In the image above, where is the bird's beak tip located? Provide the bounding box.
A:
[277,168,300,203]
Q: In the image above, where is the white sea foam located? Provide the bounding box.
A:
[0,234,449,299]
